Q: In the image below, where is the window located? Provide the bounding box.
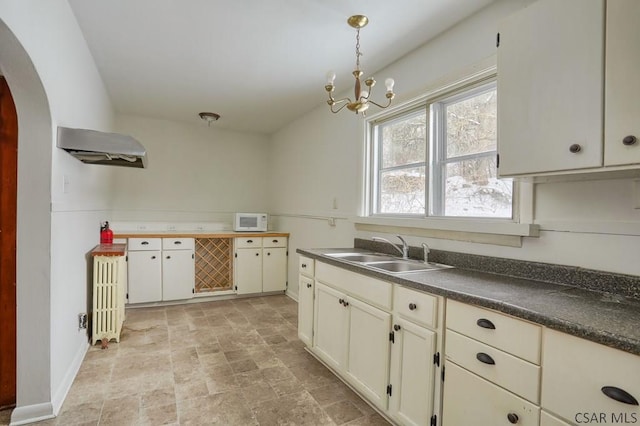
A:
[369,77,513,220]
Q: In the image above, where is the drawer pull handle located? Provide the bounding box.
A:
[507,413,519,424]
[476,352,495,365]
[301,264,307,268]
[247,240,253,243]
[601,386,639,406]
[569,143,582,153]
[141,241,149,245]
[623,135,637,146]
[306,283,312,288]
[408,303,417,311]
[476,318,496,329]
[273,239,279,243]
[174,241,182,244]
[393,324,401,331]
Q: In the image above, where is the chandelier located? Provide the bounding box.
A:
[325,15,395,115]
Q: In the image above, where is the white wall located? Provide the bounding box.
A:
[0,0,117,422]
[269,0,640,301]
[112,114,271,223]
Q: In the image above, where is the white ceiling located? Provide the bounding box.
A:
[68,0,495,135]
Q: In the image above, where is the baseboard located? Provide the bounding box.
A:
[51,341,89,415]
[10,402,54,426]
[285,289,298,302]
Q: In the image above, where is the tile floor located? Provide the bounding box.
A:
[2,295,390,425]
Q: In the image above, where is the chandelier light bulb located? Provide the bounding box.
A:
[326,71,336,85]
[360,90,369,100]
[385,78,395,92]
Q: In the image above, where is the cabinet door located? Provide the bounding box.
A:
[298,275,314,347]
[345,297,392,410]
[128,250,162,303]
[540,411,572,426]
[162,250,195,301]
[442,362,540,426]
[604,0,640,166]
[262,247,287,292]
[313,282,349,372]
[497,0,604,175]
[389,318,437,426]
[235,249,262,294]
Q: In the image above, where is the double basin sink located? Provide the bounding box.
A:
[326,252,453,274]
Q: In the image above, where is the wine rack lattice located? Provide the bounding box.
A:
[195,238,233,293]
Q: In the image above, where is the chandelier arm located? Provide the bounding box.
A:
[330,102,351,114]
[365,98,393,109]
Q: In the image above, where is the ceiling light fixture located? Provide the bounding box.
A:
[325,15,395,115]
[199,112,221,126]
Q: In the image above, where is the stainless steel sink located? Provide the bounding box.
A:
[326,253,398,263]
[365,260,453,274]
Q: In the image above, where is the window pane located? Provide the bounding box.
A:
[381,111,426,168]
[379,166,426,214]
[445,88,497,158]
[443,156,512,218]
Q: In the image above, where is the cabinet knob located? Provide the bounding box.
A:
[623,135,637,146]
[476,318,496,330]
[301,263,307,268]
[507,413,519,424]
[166,255,171,259]
[393,324,401,331]
[339,298,344,305]
[151,255,156,259]
[255,253,259,256]
[267,252,271,256]
[408,303,417,311]
[601,386,639,405]
[569,144,582,153]
[306,283,312,289]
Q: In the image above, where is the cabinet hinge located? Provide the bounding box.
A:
[431,414,437,426]
[234,253,237,258]
[192,253,194,259]
[234,285,238,291]
[386,384,392,396]
[192,288,195,294]
[441,365,445,382]
[433,352,440,366]
[496,153,500,168]
[389,331,395,344]
[126,292,129,300]
[125,255,128,262]
[286,250,289,256]
[496,32,500,47]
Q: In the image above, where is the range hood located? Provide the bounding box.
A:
[57,126,147,168]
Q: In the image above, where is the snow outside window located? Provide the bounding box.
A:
[369,78,513,219]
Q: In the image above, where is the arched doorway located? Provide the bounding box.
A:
[0,17,55,423]
[0,75,17,409]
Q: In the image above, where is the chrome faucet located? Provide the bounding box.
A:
[372,235,409,259]
[422,243,430,264]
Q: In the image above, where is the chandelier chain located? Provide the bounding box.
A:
[355,28,362,70]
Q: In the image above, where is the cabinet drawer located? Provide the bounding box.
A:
[394,286,438,329]
[316,262,392,310]
[446,300,541,364]
[443,362,540,426]
[235,237,263,248]
[445,330,540,403]
[299,255,315,277]
[263,237,287,248]
[162,238,194,250]
[541,329,640,423]
[128,238,161,251]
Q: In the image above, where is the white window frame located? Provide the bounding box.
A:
[359,63,537,239]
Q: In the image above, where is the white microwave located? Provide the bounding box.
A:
[233,213,268,232]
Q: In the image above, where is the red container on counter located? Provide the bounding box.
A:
[100,221,113,244]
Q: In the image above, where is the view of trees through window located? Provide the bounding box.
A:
[372,80,513,219]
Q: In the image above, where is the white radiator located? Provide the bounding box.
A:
[92,255,126,345]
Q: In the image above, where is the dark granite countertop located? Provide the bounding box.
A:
[297,247,640,356]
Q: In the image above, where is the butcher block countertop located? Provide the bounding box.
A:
[114,231,289,238]
[90,243,127,256]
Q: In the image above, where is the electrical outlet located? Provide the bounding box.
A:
[78,313,87,329]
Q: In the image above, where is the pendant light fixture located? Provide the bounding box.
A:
[325,15,395,115]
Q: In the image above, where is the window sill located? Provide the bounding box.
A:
[352,216,539,247]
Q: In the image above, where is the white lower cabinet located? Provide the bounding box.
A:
[162,249,194,301]
[313,282,349,371]
[541,329,640,425]
[389,317,437,426]
[297,255,315,347]
[443,362,540,425]
[234,237,288,294]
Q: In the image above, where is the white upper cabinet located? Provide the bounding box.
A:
[497,0,605,176]
[604,0,640,166]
